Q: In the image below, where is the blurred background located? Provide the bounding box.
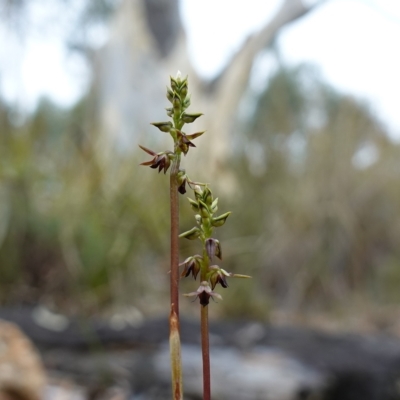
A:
[1,0,400,329]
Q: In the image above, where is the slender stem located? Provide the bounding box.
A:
[200,249,211,400]
[201,305,211,400]
[170,155,181,319]
[170,155,183,400]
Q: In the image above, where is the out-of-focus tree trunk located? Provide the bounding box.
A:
[93,0,326,183]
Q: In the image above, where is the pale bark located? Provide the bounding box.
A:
[94,0,326,181]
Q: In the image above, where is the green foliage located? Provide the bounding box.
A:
[227,64,400,313]
[0,96,170,311]
[1,64,400,319]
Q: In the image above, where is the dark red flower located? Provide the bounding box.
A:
[177,170,188,194]
[176,130,205,155]
[177,171,204,195]
[139,145,173,174]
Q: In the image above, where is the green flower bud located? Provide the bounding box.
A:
[183,96,191,108]
[179,81,188,99]
[194,185,203,201]
[179,227,201,240]
[181,113,203,124]
[166,107,173,117]
[187,197,199,212]
[198,200,210,218]
[151,121,173,132]
[173,92,181,110]
[211,198,219,213]
[170,76,179,92]
[202,187,213,207]
[211,211,231,227]
[166,87,174,102]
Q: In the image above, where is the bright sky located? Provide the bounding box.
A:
[180,0,400,140]
[1,0,400,139]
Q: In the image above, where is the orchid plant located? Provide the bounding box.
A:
[139,72,250,400]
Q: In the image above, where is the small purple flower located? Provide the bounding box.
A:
[139,145,173,174]
[184,281,222,307]
[177,170,188,194]
[208,266,229,290]
[208,266,252,290]
[205,238,221,261]
[177,171,205,196]
[180,255,202,280]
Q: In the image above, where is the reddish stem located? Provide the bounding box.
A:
[200,248,211,400]
[170,157,180,319]
[201,304,211,400]
[170,156,183,400]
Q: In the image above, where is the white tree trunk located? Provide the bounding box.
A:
[93,0,325,184]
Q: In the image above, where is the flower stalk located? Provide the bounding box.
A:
[170,153,181,320]
[201,304,210,400]
[140,71,202,400]
[170,154,182,400]
[182,185,250,399]
[140,72,250,400]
